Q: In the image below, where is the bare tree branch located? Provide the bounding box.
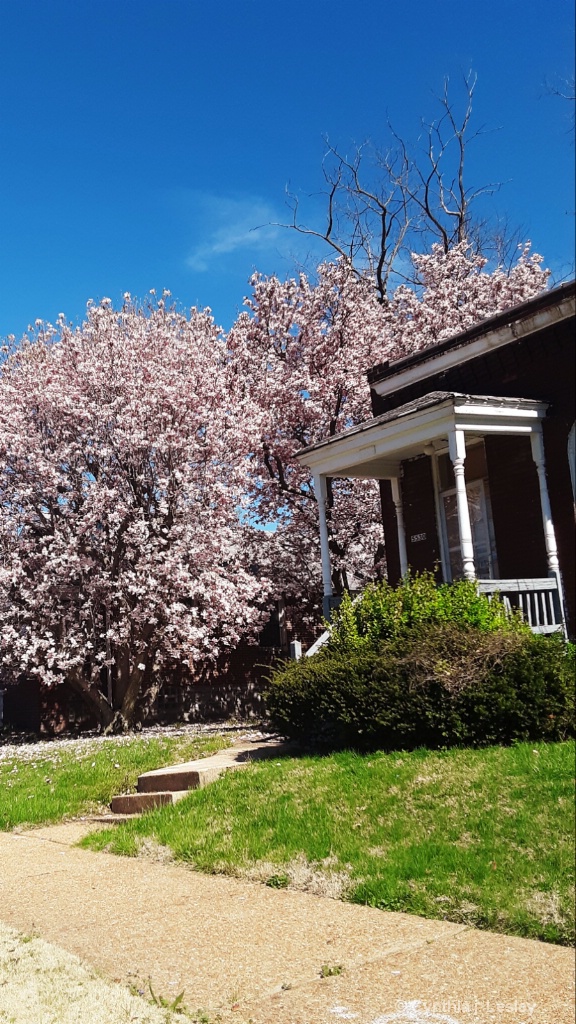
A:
[544,73,575,131]
[280,72,515,301]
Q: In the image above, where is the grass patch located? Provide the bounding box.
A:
[82,740,575,945]
[0,732,229,829]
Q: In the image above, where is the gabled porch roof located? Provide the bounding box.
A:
[296,390,564,634]
[296,391,549,480]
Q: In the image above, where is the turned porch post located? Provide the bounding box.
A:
[530,426,561,577]
[390,476,408,577]
[448,428,476,581]
[530,425,567,634]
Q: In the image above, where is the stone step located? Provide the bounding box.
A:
[110,737,294,816]
[110,790,191,815]
[89,812,142,824]
[137,759,243,794]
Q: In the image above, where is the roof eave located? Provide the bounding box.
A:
[368,279,576,397]
[296,393,549,479]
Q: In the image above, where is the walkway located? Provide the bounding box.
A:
[0,827,573,1024]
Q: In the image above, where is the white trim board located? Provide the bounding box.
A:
[296,395,548,480]
[371,292,575,399]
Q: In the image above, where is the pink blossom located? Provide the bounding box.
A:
[0,297,270,729]
[228,242,548,601]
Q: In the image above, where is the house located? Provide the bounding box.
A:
[296,279,576,636]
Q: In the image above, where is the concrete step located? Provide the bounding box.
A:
[88,812,142,825]
[137,759,243,794]
[110,790,190,815]
[110,737,295,816]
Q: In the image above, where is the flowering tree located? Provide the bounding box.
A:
[0,243,550,730]
[0,296,267,730]
[228,260,387,604]
[230,242,549,605]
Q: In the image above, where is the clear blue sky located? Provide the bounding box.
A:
[1,0,574,339]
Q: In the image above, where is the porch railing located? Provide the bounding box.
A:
[477,577,565,635]
[294,575,566,660]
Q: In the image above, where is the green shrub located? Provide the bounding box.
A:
[265,626,574,751]
[328,572,526,655]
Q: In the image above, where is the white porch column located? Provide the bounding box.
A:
[448,428,476,581]
[313,474,333,602]
[530,426,561,576]
[390,477,408,577]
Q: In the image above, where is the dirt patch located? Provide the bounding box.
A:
[526,890,573,930]
[244,853,356,900]
[136,836,175,864]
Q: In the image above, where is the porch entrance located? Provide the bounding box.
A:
[440,480,499,581]
[296,391,567,636]
[436,441,499,581]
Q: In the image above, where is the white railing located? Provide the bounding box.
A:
[304,592,350,658]
[304,629,331,658]
[292,575,566,660]
[478,577,565,635]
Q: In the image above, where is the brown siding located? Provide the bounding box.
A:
[379,480,402,585]
[484,436,548,578]
[401,456,442,576]
[370,318,575,418]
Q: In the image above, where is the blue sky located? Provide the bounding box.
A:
[1,0,574,339]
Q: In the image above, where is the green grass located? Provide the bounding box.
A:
[82,740,575,945]
[0,732,229,829]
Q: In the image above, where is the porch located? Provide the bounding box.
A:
[296,391,567,636]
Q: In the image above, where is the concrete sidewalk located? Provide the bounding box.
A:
[0,827,573,1024]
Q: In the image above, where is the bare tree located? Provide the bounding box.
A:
[544,73,575,131]
[280,73,506,303]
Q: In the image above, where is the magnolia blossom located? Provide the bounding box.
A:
[0,297,269,729]
[376,242,549,358]
[229,242,549,602]
[0,242,549,727]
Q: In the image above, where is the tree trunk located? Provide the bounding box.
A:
[66,670,115,729]
[113,645,131,709]
[107,627,157,732]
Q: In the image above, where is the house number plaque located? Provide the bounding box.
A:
[410,532,427,543]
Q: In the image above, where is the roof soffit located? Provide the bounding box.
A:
[369,283,576,399]
[296,393,549,478]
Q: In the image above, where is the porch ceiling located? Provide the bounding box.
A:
[296,391,549,480]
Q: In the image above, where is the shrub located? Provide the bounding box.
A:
[265,626,574,751]
[327,572,526,655]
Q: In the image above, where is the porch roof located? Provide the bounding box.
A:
[295,391,549,480]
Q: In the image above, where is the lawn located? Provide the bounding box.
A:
[82,739,575,946]
[0,731,229,830]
